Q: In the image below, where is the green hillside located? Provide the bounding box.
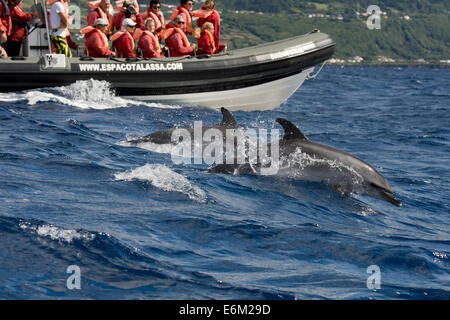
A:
[22,0,450,63]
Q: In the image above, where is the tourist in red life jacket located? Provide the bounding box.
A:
[136,18,164,58]
[161,15,195,57]
[7,0,35,56]
[193,0,225,54]
[168,0,193,35]
[81,18,115,58]
[142,0,164,34]
[87,0,114,35]
[111,17,136,58]
[195,22,216,55]
[112,1,143,31]
[0,0,11,41]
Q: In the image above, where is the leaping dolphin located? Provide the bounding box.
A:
[209,118,402,206]
[128,107,239,145]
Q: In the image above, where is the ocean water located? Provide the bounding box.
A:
[0,67,449,299]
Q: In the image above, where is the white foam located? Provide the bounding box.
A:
[19,222,95,243]
[0,79,181,110]
[114,164,206,203]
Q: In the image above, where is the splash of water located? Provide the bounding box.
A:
[0,79,181,110]
[114,164,207,203]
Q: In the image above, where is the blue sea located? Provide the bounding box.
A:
[0,66,449,299]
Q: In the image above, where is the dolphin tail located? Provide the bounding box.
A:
[219,107,239,128]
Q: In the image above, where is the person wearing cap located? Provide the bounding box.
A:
[49,0,73,57]
[142,0,165,34]
[169,0,193,35]
[161,14,195,57]
[112,0,143,31]
[80,18,115,58]
[87,0,113,35]
[136,18,164,58]
[111,17,136,58]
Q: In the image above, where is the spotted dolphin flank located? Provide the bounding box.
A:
[209,118,402,206]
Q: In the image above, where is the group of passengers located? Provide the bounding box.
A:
[0,0,225,59]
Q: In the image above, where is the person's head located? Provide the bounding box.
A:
[180,0,193,10]
[94,18,109,32]
[122,18,137,33]
[149,0,161,12]
[99,0,111,11]
[173,14,186,31]
[144,18,156,32]
[202,21,214,33]
[204,0,215,10]
[124,4,136,18]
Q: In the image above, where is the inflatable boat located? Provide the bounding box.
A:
[0,12,335,111]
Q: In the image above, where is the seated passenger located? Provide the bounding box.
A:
[81,18,115,58]
[136,18,164,58]
[193,0,225,54]
[161,15,195,57]
[195,22,215,56]
[87,0,113,35]
[112,0,143,31]
[168,0,193,35]
[111,17,136,58]
[142,0,164,34]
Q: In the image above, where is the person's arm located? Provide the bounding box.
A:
[87,10,98,26]
[122,35,136,57]
[11,5,32,22]
[174,33,194,54]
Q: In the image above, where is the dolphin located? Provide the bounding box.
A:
[128,107,239,145]
[209,118,402,206]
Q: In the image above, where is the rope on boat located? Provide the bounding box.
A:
[306,60,328,80]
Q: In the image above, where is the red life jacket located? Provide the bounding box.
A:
[169,6,192,34]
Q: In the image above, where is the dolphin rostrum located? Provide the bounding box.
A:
[209,118,402,206]
[128,107,239,145]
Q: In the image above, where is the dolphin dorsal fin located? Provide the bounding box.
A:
[219,107,238,128]
[276,118,309,141]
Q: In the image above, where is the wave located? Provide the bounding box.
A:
[0,79,181,110]
[19,221,96,243]
[114,164,207,203]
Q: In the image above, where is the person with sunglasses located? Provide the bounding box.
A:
[142,0,165,34]
[169,0,193,35]
[161,14,195,57]
[80,18,115,58]
[111,17,137,58]
[87,0,114,35]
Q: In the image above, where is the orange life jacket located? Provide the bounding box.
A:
[193,9,220,26]
[142,10,164,31]
[80,26,109,49]
[134,29,161,53]
[111,30,135,52]
[203,29,215,53]
[170,6,192,33]
[160,27,190,47]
